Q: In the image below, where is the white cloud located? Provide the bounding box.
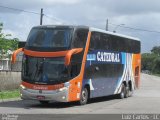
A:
[0,0,160,52]
[43,0,80,4]
[0,0,80,13]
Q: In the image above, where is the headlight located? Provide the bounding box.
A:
[64,82,70,87]
[20,84,27,90]
[58,87,68,92]
[58,82,70,92]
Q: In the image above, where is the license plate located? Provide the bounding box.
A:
[37,96,45,100]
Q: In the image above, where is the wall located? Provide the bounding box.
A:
[0,72,21,91]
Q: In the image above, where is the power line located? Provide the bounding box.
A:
[44,14,68,24]
[109,23,160,34]
[0,5,40,15]
[3,5,159,33]
[0,5,68,24]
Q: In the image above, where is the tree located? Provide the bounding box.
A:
[152,56,160,74]
[142,46,160,74]
[0,22,3,37]
[151,46,160,55]
[141,53,157,71]
[0,22,19,59]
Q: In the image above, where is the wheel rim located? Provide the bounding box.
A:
[121,91,124,98]
[81,90,87,102]
[121,85,125,98]
[125,87,129,98]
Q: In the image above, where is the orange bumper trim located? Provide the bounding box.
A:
[21,81,64,90]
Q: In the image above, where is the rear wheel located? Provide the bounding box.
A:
[124,86,129,98]
[79,87,88,105]
[118,83,126,99]
[128,82,133,97]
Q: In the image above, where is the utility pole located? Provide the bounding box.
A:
[40,8,43,25]
[106,19,108,31]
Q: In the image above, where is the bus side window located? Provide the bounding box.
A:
[101,33,111,50]
[89,32,101,51]
[89,32,111,51]
[72,29,88,48]
[135,66,139,76]
[89,33,96,51]
[94,33,101,49]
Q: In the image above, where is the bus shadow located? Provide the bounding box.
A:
[31,95,118,108]
[88,95,118,104]
[0,95,118,109]
[0,100,77,109]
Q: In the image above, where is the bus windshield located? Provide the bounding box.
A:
[22,56,70,84]
[25,28,73,51]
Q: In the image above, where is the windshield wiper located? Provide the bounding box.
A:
[33,58,44,81]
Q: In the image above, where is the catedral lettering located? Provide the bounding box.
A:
[97,52,120,62]
[12,25,141,105]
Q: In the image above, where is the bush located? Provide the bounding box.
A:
[142,46,160,75]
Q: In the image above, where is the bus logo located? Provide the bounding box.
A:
[97,52,121,63]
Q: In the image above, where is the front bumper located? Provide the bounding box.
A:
[20,86,69,102]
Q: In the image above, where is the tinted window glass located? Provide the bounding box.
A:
[22,56,71,84]
[25,28,73,51]
[72,29,89,48]
[71,28,89,76]
[85,64,123,79]
[90,32,111,50]
[101,33,111,50]
[90,31,140,53]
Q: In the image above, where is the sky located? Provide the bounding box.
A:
[0,0,160,53]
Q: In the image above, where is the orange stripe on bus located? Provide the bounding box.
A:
[11,48,24,64]
[68,32,92,102]
[24,49,68,57]
[12,48,83,66]
[21,81,64,90]
[65,48,83,65]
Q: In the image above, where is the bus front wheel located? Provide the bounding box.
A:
[79,87,88,105]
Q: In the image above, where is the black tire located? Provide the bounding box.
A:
[124,86,129,98]
[79,87,88,105]
[39,101,49,104]
[128,81,133,97]
[118,83,126,99]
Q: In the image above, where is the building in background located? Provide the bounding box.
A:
[0,41,26,71]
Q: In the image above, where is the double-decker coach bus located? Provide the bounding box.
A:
[12,25,141,105]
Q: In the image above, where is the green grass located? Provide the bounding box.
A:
[154,74,160,77]
[150,73,160,77]
[0,89,20,99]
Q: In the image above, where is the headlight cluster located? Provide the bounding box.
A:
[20,84,27,90]
[58,82,70,92]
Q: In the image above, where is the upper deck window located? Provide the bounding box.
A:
[25,27,73,51]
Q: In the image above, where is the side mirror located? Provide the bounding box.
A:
[12,48,24,64]
[65,48,83,66]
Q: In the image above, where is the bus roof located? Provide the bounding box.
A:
[33,25,140,41]
[89,27,140,41]
[32,25,89,29]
